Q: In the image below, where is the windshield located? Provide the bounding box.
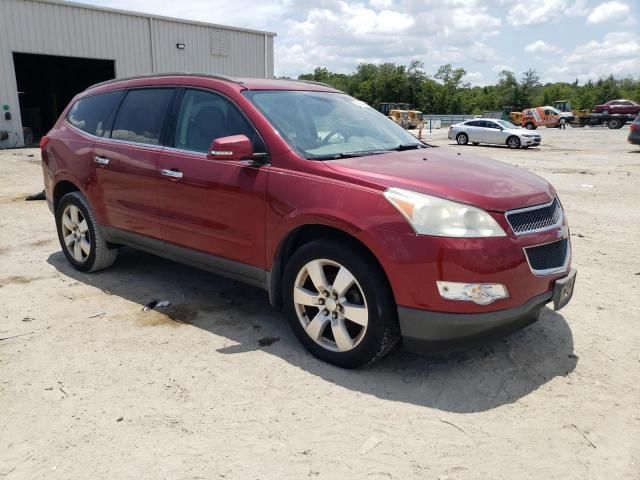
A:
[497,120,518,129]
[243,91,425,159]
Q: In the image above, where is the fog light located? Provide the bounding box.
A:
[436,281,509,305]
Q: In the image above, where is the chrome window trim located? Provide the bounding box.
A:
[505,196,564,236]
[163,146,207,157]
[66,121,164,151]
[523,238,571,276]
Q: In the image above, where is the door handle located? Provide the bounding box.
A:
[94,156,109,165]
[161,168,183,179]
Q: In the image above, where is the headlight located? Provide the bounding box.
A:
[522,134,535,138]
[384,187,506,237]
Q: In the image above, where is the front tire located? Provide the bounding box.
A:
[282,240,399,368]
[56,192,118,272]
[507,136,521,149]
[456,132,468,145]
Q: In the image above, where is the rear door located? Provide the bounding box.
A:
[464,121,482,142]
[156,88,270,280]
[92,88,176,242]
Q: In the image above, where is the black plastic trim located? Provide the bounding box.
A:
[100,226,267,290]
[398,291,554,353]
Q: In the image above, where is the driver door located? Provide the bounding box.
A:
[483,121,505,144]
[156,88,270,278]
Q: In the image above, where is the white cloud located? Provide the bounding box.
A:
[544,32,640,82]
[465,71,486,86]
[508,0,589,26]
[524,40,562,54]
[492,64,514,73]
[369,0,393,9]
[586,1,631,25]
[278,0,502,76]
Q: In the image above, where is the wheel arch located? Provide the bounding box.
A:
[268,223,393,309]
[506,134,521,147]
[53,179,81,212]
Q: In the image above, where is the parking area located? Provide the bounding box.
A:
[1,126,639,479]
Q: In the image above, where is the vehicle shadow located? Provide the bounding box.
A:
[47,248,577,413]
[449,143,541,150]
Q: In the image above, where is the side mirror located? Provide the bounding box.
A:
[207,135,253,161]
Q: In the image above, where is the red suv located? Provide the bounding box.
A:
[592,99,640,116]
[41,74,576,368]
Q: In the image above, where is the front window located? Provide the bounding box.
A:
[244,91,424,159]
[174,89,262,153]
[497,120,518,129]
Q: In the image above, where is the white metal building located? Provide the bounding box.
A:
[0,0,276,147]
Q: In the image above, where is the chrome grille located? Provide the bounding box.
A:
[525,238,569,275]
[506,197,562,234]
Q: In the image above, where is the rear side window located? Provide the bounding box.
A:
[111,88,174,145]
[66,91,124,137]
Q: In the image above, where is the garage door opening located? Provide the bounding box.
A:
[13,52,115,144]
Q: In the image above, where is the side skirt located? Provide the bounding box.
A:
[100,226,269,292]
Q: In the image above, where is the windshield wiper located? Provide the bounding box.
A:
[311,150,388,160]
[387,143,428,151]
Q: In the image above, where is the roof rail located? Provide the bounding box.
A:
[293,79,338,89]
[88,72,245,90]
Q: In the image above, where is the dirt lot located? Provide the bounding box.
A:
[1,126,639,479]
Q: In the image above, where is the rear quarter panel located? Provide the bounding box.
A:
[44,121,98,218]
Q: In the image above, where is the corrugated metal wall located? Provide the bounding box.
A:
[0,0,275,147]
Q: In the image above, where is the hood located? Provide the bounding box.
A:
[504,128,531,134]
[323,148,554,212]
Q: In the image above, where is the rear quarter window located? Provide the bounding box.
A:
[66,91,124,137]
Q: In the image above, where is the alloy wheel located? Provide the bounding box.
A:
[293,259,368,352]
[61,204,91,263]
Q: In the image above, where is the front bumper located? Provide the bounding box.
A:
[399,269,576,353]
[521,136,541,146]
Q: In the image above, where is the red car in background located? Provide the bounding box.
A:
[40,74,576,368]
[592,99,640,116]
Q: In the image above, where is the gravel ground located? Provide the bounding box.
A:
[1,125,639,479]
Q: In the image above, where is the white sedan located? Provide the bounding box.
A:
[448,118,541,149]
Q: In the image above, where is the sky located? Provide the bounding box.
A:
[79,0,640,85]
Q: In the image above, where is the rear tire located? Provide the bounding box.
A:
[282,240,399,368]
[601,109,609,116]
[507,136,521,149]
[607,118,621,129]
[456,132,468,145]
[525,122,536,130]
[56,192,118,272]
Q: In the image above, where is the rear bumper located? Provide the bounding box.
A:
[398,291,553,353]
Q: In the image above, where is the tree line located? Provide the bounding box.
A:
[296,62,640,115]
